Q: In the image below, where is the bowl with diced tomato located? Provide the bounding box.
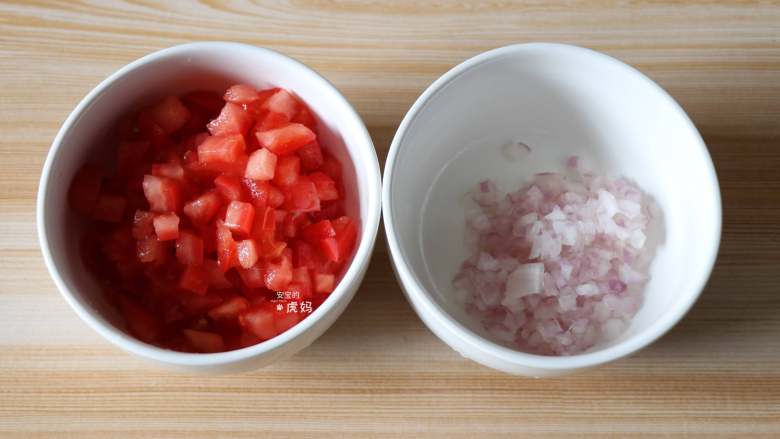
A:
[37,42,381,372]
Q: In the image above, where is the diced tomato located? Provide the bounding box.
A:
[318,237,340,262]
[293,240,319,270]
[245,148,277,181]
[137,111,168,148]
[116,141,150,177]
[333,216,358,261]
[136,236,169,264]
[183,329,225,353]
[237,264,265,288]
[320,155,342,181]
[254,111,289,132]
[216,221,238,272]
[153,212,180,241]
[132,210,156,240]
[274,308,300,334]
[292,103,316,130]
[236,239,259,269]
[179,264,209,295]
[224,84,259,104]
[297,141,324,171]
[183,190,221,224]
[182,90,224,115]
[93,194,126,222]
[268,184,285,208]
[207,102,253,136]
[149,96,190,134]
[256,123,316,156]
[282,211,310,238]
[197,134,246,164]
[224,200,255,236]
[176,230,204,265]
[301,219,336,243]
[239,304,277,340]
[119,295,161,343]
[69,164,102,215]
[70,85,358,353]
[142,174,181,212]
[289,266,312,298]
[251,205,276,243]
[203,259,232,288]
[264,251,293,291]
[152,162,184,180]
[262,89,299,120]
[283,177,320,212]
[314,273,335,294]
[208,295,249,321]
[273,155,300,188]
[309,172,339,201]
[214,175,245,201]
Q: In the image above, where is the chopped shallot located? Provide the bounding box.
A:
[454,156,655,355]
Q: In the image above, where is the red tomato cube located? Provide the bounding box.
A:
[151,162,184,180]
[117,141,150,177]
[182,90,224,115]
[292,103,316,130]
[297,141,324,171]
[216,221,238,272]
[224,200,255,236]
[142,174,182,213]
[273,155,300,188]
[224,84,259,104]
[236,239,259,269]
[239,305,277,340]
[214,175,246,201]
[69,164,102,215]
[284,178,320,212]
[153,212,180,241]
[274,309,300,334]
[176,230,204,266]
[179,265,209,295]
[245,148,277,181]
[301,219,336,244]
[318,237,340,263]
[136,236,168,264]
[255,123,316,156]
[208,296,249,321]
[309,172,339,201]
[183,190,222,224]
[149,96,191,134]
[132,210,156,240]
[264,251,293,291]
[333,215,358,260]
[183,329,225,353]
[203,259,232,288]
[207,102,253,136]
[314,273,336,294]
[119,295,161,343]
[197,134,246,164]
[262,89,299,120]
[290,266,312,298]
[93,194,126,222]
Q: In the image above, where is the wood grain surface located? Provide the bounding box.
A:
[1,1,779,437]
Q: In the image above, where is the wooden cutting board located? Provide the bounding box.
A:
[1,1,778,437]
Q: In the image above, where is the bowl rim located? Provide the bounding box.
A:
[382,42,722,372]
[37,41,382,367]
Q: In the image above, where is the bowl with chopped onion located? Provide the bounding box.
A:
[383,43,721,376]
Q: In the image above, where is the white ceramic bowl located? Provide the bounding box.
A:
[37,42,381,373]
[383,43,721,377]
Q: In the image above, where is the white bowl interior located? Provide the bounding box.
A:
[40,43,376,357]
[388,44,720,356]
